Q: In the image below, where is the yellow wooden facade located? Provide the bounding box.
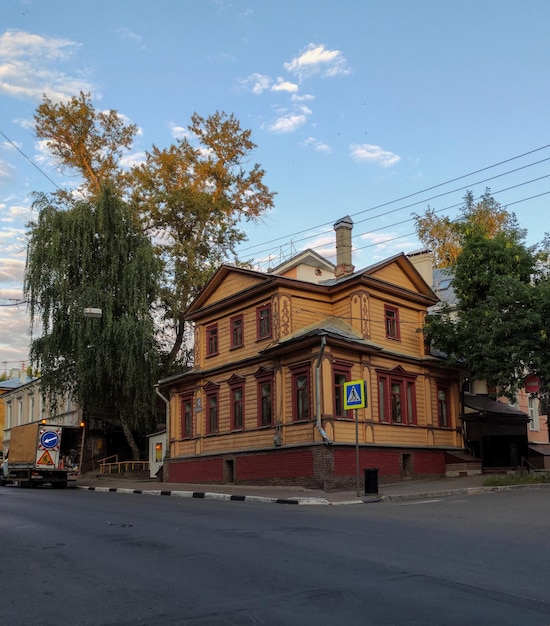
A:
[160,247,464,486]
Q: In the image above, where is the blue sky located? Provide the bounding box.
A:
[1,0,550,370]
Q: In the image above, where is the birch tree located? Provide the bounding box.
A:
[24,186,161,459]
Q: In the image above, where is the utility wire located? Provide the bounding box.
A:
[239,144,550,255]
[3,124,548,264]
[347,190,550,256]
[249,170,550,262]
[0,129,61,191]
[253,187,550,269]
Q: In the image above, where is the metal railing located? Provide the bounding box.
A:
[97,455,149,475]
[520,456,538,473]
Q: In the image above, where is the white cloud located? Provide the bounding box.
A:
[0,300,31,365]
[169,122,189,139]
[115,27,145,49]
[291,93,314,102]
[356,231,420,262]
[120,151,146,168]
[33,139,58,169]
[350,143,401,168]
[241,44,349,135]
[242,72,272,95]
[0,203,32,225]
[307,233,337,260]
[0,158,15,183]
[299,137,331,153]
[0,256,26,284]
[272,78,298,93]
[269,112,308,134]
[284,43,352,81]
[0,30,95,102]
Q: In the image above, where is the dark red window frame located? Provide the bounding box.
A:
[291,364,311,422]
[181,393,193,439]
[230,314,244,349]
[206,323,218,356]
[378,372,417,425]
[205,384,219,434]
[256,304,272,340]
[437,385,450,428]
[384,305,400,340]
[255,370,274,427]
[229,376,245,431]
[333,363,353,419]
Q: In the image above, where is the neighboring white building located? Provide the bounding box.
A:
[147,430,167,479]
[2,377,84,472]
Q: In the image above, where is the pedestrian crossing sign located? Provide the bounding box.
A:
[344,380,367,410]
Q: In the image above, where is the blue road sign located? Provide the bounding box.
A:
[40,430,60,450]
[344,380,367,410]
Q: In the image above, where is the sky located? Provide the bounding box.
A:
[1,0,550,373]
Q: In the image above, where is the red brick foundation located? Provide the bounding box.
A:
[164,445,447,489]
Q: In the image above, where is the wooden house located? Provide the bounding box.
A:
[159,217,464,488]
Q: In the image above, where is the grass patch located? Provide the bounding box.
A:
[483,472,550,487]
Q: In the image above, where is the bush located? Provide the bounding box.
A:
[483,472,550,486]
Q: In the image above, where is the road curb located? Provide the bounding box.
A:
[77,485,332,505]
[379,482,550,502]
[77,480,550,505]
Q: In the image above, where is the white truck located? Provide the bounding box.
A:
[1,423,73,488]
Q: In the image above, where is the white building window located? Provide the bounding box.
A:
[17,399,23,426]
[528,396,540,431]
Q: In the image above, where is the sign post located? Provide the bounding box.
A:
[344,380,367,497]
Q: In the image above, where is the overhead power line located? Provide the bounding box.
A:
[3,124,548,266]
[239,144,550,256]
[0,129,61,191]
[248,174,550,263]
[343,189,550,257]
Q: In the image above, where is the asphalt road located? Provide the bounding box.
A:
[1,486,549,625]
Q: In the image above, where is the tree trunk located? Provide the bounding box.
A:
[120,414,141,461]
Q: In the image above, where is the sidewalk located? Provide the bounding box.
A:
[73,473,548,505]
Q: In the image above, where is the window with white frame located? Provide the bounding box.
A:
[528,396,540,431]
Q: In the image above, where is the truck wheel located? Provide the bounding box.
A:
[0,479,6,487]
[19,481,32,488]
[52,481,68,489]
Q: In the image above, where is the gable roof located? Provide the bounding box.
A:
[186,250,439,321]
[186,264,273,316]
[268,249,335,276]
[322,252,438,300]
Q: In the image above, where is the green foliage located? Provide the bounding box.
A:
[414,189,525,268]
[483,473,550,486]
[33,96,275,375]
[128,111,275,372]
[24,186,161,455]
[452,232,535,309]
[34,92,137,196]
[424,223,550,398]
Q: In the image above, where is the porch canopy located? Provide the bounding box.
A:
[460,394,530,468]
